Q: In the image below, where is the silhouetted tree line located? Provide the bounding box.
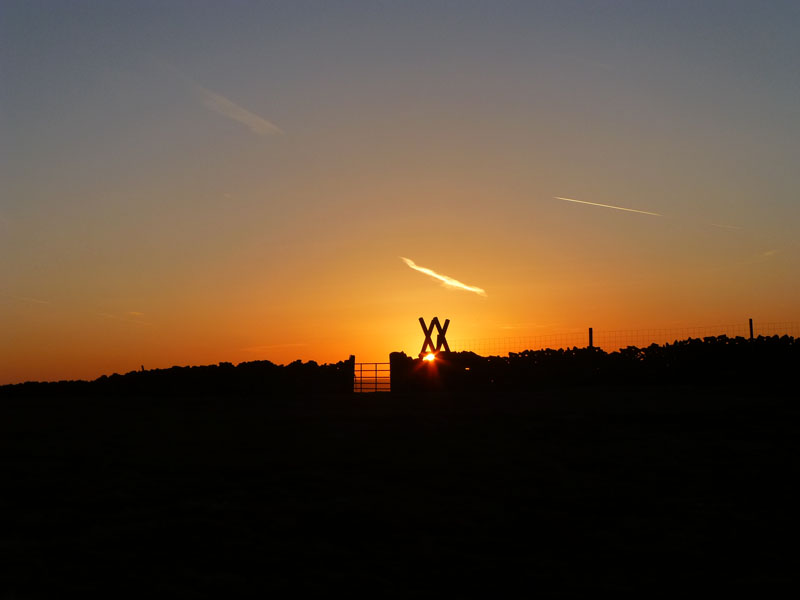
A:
[0,357,355,398]
[2,335,797,399]
[391,335,799,392]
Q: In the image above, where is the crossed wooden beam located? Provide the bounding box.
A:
[419,317,450,355]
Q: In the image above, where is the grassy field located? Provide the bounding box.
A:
[1,384,797,596]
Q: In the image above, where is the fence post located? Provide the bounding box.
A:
[348,355,357,393]
[749,318,754,340]
[589,327,593,348]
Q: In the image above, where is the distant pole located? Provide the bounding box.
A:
[589,327,593,348]
[749,318,754,340]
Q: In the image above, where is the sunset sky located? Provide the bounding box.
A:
[2,1,800,384]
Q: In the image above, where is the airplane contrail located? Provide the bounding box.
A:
[400,257,487,297]
[554,196,662,217]
[200,86,282,136]
[155,58,282,136]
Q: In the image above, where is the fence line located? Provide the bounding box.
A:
[450,321,800,357]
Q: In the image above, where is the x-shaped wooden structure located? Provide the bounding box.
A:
[419,317,450,356]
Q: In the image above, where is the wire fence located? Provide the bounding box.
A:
[449,321,800,357]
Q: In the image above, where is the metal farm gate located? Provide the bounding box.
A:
[353,362,390,392]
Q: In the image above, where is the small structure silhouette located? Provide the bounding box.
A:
[419,317,450,357]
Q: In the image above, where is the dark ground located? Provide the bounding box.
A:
[1,384,798,597]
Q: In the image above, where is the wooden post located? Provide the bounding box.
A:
[419,317,436,355]
[589,327,593,348]
[749,318,754,340]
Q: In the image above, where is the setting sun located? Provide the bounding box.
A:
[423,353,436,362]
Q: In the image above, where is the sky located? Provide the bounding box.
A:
[2,0,800,384]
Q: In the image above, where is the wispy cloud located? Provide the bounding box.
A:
[156,58,281,137]
[0,292,50,305]
[552,51,614,73]
[98,312,151,326]
[499,322,560,330]
[554,196,662,217]
[710,223,743,231]
[240,343,308,352]
[740,249,780,266]
[400,257,487,297]
[199,86,282,136]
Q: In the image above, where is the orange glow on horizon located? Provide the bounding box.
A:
[423,352,436,362]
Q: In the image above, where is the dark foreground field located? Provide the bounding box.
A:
[2,385,798,596]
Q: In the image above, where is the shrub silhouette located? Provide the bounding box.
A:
[390,335,798,392]
[2,336,796,397]
[1,357,355,398]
